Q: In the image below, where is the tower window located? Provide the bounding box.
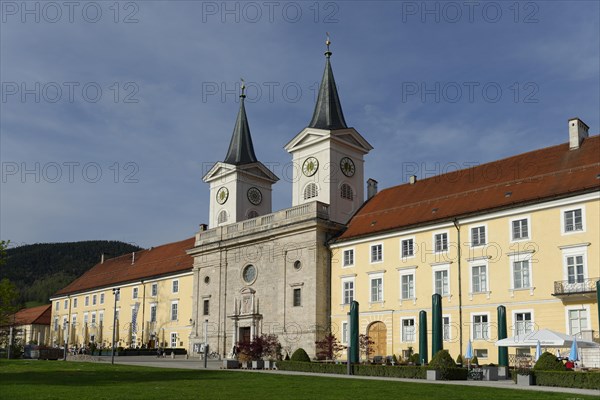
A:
[217,210,228,224]
[340,183,354,200]
[303,183,318,200]
[247,210,259,219]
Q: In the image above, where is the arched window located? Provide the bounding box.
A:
[247,210,259,219]
[340,183,354,200]
[217,210,228,224]
[304,183,318,200]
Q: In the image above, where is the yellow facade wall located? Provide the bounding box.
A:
[50,272,193,350]
[331,193,599,363]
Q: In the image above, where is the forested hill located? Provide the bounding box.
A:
[1,241,142,307]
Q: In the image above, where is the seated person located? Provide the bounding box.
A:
[564,358,575,370]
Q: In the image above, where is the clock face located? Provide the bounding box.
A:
[340,157,356,177]
[247,187,262,205]
[242,265,257,284]
[216,187,229,205]
[302,157,319,177]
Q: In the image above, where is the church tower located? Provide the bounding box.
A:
[204,82,279,228]
[284,37,373,224]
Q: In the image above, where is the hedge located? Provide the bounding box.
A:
[276,361,428,379]
[533,371,600,390]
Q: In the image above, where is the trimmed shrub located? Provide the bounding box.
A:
[409,353,420,365]
[290,348,311,362]
[428,350,457,369]
[277,361,427,379]
[534,370,600,390]
[533,352,566,371]
[456,354,463,366]
[471,355,479,366]
[277,361,345,374]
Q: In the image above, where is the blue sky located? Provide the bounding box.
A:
[1,0,599,248]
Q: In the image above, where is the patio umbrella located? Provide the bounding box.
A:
[495,329,599,349]
[534,340,542,362]
[569,337,579,361]
[465,340,473,369]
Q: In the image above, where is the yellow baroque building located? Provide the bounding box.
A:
[330,120,599,366]
[49,237,194,351]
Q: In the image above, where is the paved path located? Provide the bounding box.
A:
[94,356,599,397]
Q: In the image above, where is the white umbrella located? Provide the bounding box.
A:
[495,329,599,349]
[534,340,542,362]
[569,337,579,361]
[465,340,473,369]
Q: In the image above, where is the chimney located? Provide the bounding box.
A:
[569,117,589,149]
[409,175,417,185]
[199,223,208,231]
[367,178,378,200]
[131,251,135,265]
[100,253,105,264]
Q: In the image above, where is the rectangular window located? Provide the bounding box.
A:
[85,296,89,306]
[293,288,302,307]
[443,316,451,341]
[401,239,414,258]
[473,314,489,340]
[91,312,96,326]
[343,249,354,266]
[512,218,529,240]
[54,317,59,331]
[100,293,104,304]
[151,283,158,296]
[513,260,531,289]
[203,299,210,315]
[435,233,448,252]
[343,280,354,304]
[132,287,138,299]
[341,321,348,344]
[150,304,157,323]
[474,349,488,359]
[401,274,414,299]
[434,270,449,296]
[73,298,77,308]
[71,315,77,327]
[170,333,177,348]
[370,277,383,302]
[402,318,415,342]
[92,294,97,305]
[171,302,178,321]
[99,311,104,323]
[472,265,487,293]
[83,313,89,325]
[115,290,120,301]
[64,300,68,309]
[564,209,583,232]
[471,226,486,247]
[515,312,533,335]
[568,309,588,336]
[172,280,179,293]
[566,255,585,284]
[370,244,382,263]
[55,302,59,311]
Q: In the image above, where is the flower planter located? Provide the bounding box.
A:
[263,360,275,370]
[222,359,239,369]
[426,370,441,381]
[517,374,535,386]
[482,366,498,381]
[252,360,265,370]
[497,366,509,380]
[240,361,252,369]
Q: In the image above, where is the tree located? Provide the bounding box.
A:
[315,332,345,360]
[0,240,20,327]
[358,334,374,361]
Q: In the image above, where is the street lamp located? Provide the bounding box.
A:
[111,288,120,365]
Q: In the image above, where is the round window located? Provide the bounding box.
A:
[293,260,302,270]
[204,276,210,284]
[242,265,257,284]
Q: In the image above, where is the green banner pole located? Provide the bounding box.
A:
[431,294,443,359]
[350,301,359,364]
[497,305,508,367]
[419,310,428,365]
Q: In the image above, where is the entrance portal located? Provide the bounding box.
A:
[368,321,387,359]
[239,327,251,344]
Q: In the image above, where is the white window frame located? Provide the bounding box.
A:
[53,317,59,331]
[400,236,416,259]
[509,252,534,293]
[341,321,348,344]
[99,311,104,324]
[73,298,78,308]
[368,272,384,303]
[432,264,451,297]
[469,260,489,296]
[172,279,179,294]
[471,312,490,341]
[342,248,355,267]
[151,283,158,297]
[91,312,96,327]
[512,309,534,336]
[92,294,97,305]
[370,243,383,263]
[469,224,487,247]
[433,231,449,253]
[55,302,59,311]
[132,287,138,299]
[100,293,104,304]
[399,267,417,302]
[150,303,157,323]
[64,299,68,309]
[443,315,451,341]
[170,301,178,321]
[170,332,178,348]
[303,182,319,200]
[293,287,302,307]
[565,305,590,336]
[510,215,531,242]
[400,317,416,343]
[561,245,589,285]
[561,206,586,235]
[83,312,89,325]
[85,296,89,307]
[341,277,355,305]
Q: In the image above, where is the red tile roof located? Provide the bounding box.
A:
[339,136,600,242]
[11,304,52,326]
[53,237,195,297]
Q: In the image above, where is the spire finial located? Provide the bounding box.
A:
[240,78,246,98]
[325,32,332,58]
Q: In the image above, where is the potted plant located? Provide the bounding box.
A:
[516,367,535,386]
[482,363,498,381]
[427,350,457,381]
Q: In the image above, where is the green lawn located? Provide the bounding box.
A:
[0,360,594,400]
